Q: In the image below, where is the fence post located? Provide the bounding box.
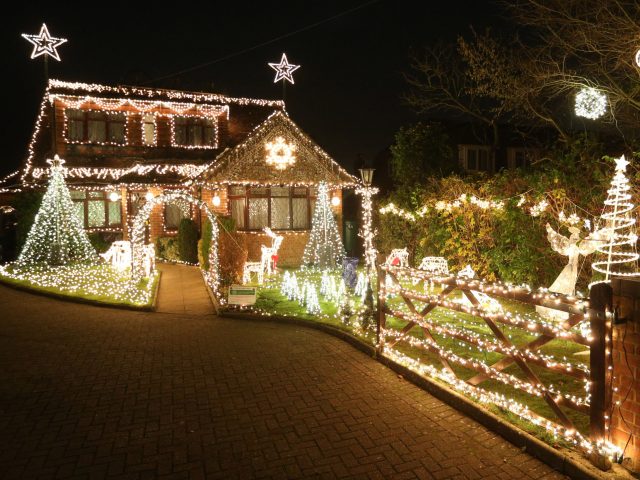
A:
[377,266,386,354]
[589,282,613,470]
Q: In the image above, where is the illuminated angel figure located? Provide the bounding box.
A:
[537,223,599,320]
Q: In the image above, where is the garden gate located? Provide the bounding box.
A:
[376,265,614,460]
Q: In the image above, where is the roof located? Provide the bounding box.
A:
[18,79,287,187]
[198,111,358,187]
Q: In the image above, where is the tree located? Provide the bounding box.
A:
[389,122,454,188]
[17,157,97,266]
[303,182,345,270]
[406,1,640,146]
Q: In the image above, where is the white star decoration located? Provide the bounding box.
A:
[268,53,300,84]
[614,155,630,172]
[22,23,67,61]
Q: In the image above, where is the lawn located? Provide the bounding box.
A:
[242,268,593,447]
[0,263,159,309]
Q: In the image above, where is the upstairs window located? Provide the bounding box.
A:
[142,114,156,146]
[173,117,216,148]
[65,109,127,145]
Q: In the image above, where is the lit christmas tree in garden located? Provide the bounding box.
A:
[17,156,97,266]
[303,182,345,269]
[591,155,640,283]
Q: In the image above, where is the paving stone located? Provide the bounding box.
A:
[0,276,569,479]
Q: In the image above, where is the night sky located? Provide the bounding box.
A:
[4,1,501,179]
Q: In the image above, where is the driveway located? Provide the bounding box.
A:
[0,285,567,479]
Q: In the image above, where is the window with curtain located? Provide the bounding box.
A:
[70,191,122,229]
[142,114,155,145]
[67,109,84,141]
[173,116,216,147]
[66,109,126,145]
[228,186,315,231]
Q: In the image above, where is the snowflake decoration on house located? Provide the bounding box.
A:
[265,136,296,170]
[22,23,67,61]
[268,53,300,84]
[574,87,607,120]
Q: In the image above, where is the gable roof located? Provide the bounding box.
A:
[198,111,358,187]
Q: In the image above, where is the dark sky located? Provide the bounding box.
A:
[4,0,502,178]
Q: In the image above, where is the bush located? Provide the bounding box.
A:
[177,218,199,263]
[156,236,180,262]
[199,219,212,270]
[11,191,43,254]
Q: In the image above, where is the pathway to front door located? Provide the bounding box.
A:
[156,263,214,315]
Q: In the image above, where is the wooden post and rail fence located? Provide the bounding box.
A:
[374,265,639,471]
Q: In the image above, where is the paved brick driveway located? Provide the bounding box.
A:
[0,285,568,479]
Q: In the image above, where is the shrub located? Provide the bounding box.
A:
[177,218,199,263]
[199,219,212,270]
[156,236,180,262]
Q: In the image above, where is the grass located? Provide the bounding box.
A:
[247,268,592,447]
[0,263,159,309]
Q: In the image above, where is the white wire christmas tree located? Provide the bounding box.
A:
[302,182,345,270]
[591,155,640,283]
[17,155,97,266]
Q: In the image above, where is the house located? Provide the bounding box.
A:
[15,79,358,267]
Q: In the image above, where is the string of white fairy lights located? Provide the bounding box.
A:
[379,267,621,459]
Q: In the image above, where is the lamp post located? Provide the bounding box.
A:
[356,168,378,314]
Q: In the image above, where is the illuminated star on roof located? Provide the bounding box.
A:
[22,23,67,61]
[268,53,300,84]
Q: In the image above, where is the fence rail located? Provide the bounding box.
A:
[376,264,613,455]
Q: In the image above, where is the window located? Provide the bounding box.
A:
[164,199,191,231]
[67,109,84,141]
[459,145,493,172]
[142,114,155,146]
[173,116,216,147]
[70,191,122,229]
[65,109,127,144]
[508,148,536,170]
[228,186,316,231]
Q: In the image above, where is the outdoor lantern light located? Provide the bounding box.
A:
[359,168,375,187]
[108,192,120,202]
[331,195,340,207]
[212,194,221,207]
[145,191,154,201]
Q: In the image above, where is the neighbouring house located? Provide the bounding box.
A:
[11,79,358,267]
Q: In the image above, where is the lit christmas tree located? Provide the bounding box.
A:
[302,182,345,269]
[17,156,98,266]
[591,155,640,283]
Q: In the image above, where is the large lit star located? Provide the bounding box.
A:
[268,53,300,84]
[22,23,67,61]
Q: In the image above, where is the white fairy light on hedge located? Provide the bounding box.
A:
[575,87,607,120]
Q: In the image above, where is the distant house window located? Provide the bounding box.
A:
[228,186,316,231]
[65,109,127,145]
[507,148,536,170]
[173,117,216,148]
[459,145,493,172]
[142,114,155,146]
[70,191,122,229]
